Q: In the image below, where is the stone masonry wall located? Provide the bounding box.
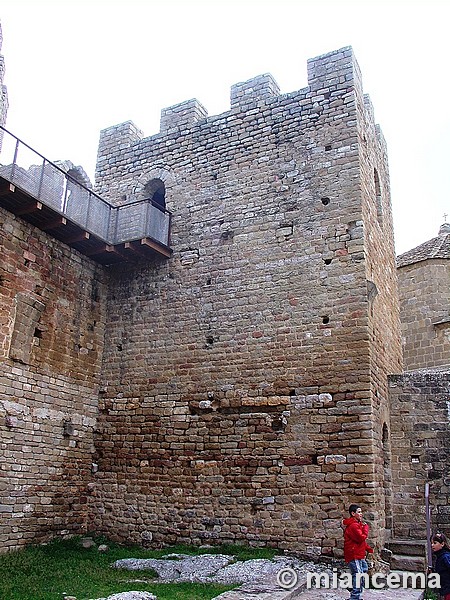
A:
[90,47,402,558]
[356,90,403,538]
[397,260,450,370]
[0,206,107,552]
[389,371,450,539]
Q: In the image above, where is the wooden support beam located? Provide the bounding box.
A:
[141,237,172,257]
[85,243,126,260]
[104,245,129,260]
[124,241,148,258]
[15,201,42,216]
[0,182,15,196]
[66,230,90,244]
[42,216,67,230]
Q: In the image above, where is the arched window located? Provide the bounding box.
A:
[144,178,166,210]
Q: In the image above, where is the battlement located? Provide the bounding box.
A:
[96,120,144,169]
[230,73,280,109]
[96,46,365,169]
[160,98,208,134]
[307,45,361,92]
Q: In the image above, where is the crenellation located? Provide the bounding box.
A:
[230,73,281,109]
[96,120,144,185]
[307,46,360,94]
[160,98,208,134]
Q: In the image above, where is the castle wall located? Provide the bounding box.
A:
[0,207,106,552]
[356,92,403,539]
[90,47,402,557]
[398,259,450,370]
[389,371,450,539]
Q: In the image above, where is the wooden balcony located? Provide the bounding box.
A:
[0,126,172,265]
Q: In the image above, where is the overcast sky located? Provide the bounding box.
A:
[1,0,449,255]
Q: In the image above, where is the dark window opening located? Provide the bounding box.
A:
[382,422,389,444]
[63,420,74,437]
[144,178,166,210]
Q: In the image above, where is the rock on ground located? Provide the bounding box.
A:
[111,553,330,585]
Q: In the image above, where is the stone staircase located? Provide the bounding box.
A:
[383,539,428,572]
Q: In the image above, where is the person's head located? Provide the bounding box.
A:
[431,532,449,552]
[349,504,363,521]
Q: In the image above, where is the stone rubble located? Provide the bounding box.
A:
[59,554,427,600]
[111,552,332,584]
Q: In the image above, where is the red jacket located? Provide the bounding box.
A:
[343,516,374,562]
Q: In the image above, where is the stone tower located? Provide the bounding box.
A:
[90,46,402,557]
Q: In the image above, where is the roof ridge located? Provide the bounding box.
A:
[431,232,450,258]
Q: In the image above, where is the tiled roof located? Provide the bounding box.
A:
[397,224,450,268]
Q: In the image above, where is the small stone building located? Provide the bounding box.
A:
[397,223,450,370]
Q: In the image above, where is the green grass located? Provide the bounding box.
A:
[0,536,277,600]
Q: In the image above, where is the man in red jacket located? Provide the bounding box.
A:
[342,504,374,600]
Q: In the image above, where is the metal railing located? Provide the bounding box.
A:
[0,126,171,248]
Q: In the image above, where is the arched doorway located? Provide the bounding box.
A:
[144,178,166,210]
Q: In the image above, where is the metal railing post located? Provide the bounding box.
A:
[11,137,19,181]
[84,188,92,229]
[60,175,68,212]
[144,199,152,238]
